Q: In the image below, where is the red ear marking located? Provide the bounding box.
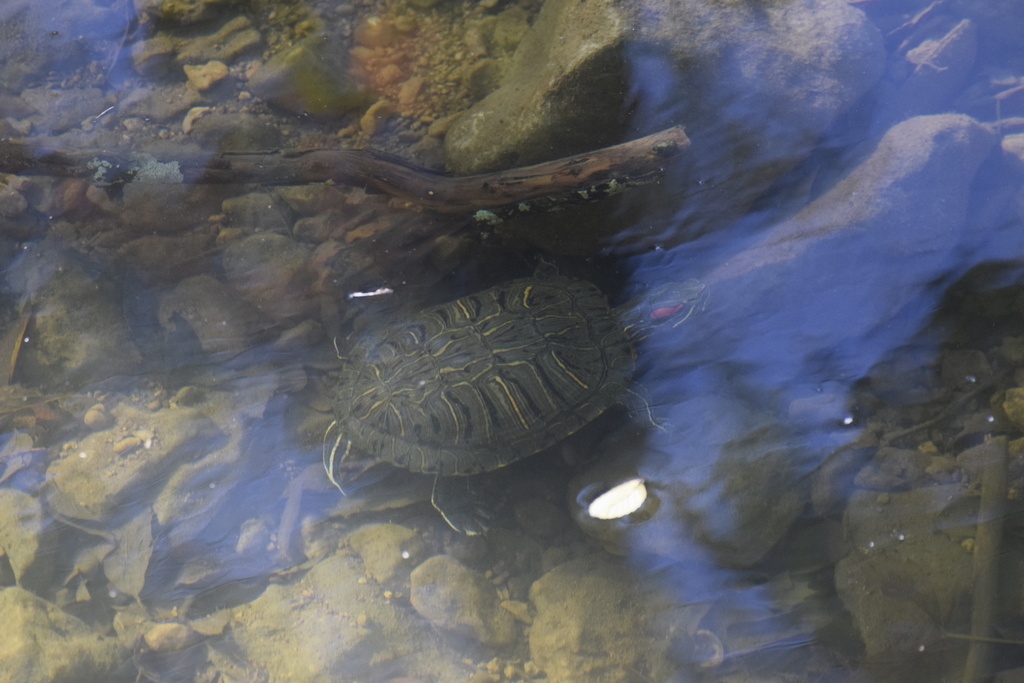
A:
[650,304,684,320]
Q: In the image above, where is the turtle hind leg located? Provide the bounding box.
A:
[431,474,493,536]
[621,386,669,432]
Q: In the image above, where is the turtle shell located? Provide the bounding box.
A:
[332,275,634,476]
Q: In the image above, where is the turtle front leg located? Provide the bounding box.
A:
[431,474,493,536]
[323,420,353,493]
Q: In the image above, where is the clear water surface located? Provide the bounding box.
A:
[1,0,1024,682]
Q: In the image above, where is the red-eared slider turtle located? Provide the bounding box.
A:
[325,268,707,534]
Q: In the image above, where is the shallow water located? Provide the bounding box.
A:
[1,0,1024,682]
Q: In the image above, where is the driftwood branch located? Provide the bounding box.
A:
[962,436,1008,683]
[0,126,690,218]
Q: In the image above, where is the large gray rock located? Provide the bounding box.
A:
[693,114,997,391]
[0,0,126,93]
[444,0,884,240]
[0,587,127,683]
[709,111,996,278]
[444,0,631,174]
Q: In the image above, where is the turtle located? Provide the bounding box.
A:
[324,267,708,534]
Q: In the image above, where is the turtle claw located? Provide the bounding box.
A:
[441,510,491,536]
[432,475,493,535]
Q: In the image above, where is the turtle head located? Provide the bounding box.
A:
[618,279,708,343]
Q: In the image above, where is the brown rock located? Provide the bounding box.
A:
[158,275,265,354]
[514,498,568,537]
[1004,387,1024,429]
[529,558,670,683]
[183,60,229,90]
[0,587,127,683]
[221,233,317,323]
[46,405,226,521]
[143,622,196,652]
[346,523,424,583]
[247,35,370,117]
[410,555,517,645]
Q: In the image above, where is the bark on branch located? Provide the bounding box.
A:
[0,126,690,218]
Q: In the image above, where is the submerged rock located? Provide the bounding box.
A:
[247,35,372,117]
[410,554,517,646]
[0,490,54,593]
[873,19,978,133]
[220,192,294,235]
[221,233,318,324]
[0,586,127,683]
[347,523,424,584]
[232,552,469,682]
[529,557,672,683]
[444,0,884,243]
[444,0,630,175]
[5,242,142,389]
[571,413,805,569]
[853,447,932,492]
[136,0,240,25]
[158,275,265,355]
[835,485,975,669]
[47,404,226,522]
[699,114,997,389]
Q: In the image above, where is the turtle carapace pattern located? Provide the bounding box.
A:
[325,271,707,534]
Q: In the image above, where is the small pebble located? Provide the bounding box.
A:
[183,61,228,91]
[143,622,194,652]
[360,99,395,136]
[83,405,112,429]
[182,106,212,134]
[354,17,399,48]
[500,600,531,624]
[113,437,142,454]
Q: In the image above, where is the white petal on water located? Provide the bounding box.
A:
[587,478,647,520]
[346,287,394,300]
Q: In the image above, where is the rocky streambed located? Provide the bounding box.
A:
[2,0,1024,682]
